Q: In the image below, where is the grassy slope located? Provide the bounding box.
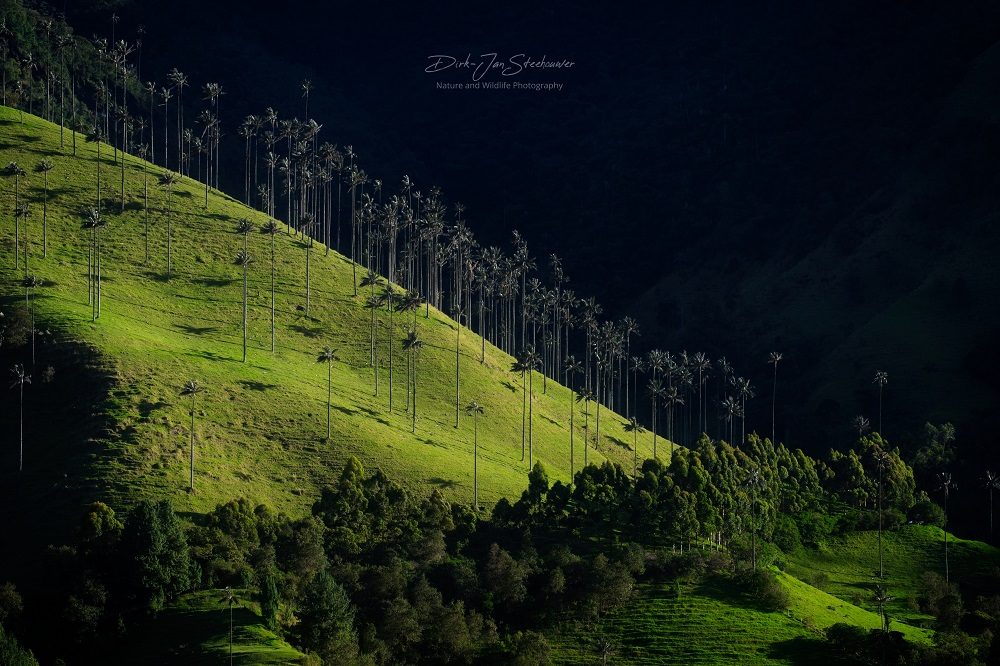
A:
[114,589,307,664]
[550,571,931,665]
[0,106,662,531]
[550,527,999,664]
[786,525,1000,627]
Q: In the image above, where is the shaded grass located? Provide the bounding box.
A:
[113,589,307,664]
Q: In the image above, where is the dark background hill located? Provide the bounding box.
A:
[61,0,1000,521]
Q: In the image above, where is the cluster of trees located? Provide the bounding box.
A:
[0,424,943,665]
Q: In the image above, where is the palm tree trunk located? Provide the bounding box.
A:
[454,322,460,427]
[326,360,332,439]
[528,369,534,466]
[270,236,276,352]
[242,265,248,362]
[473,413,479,511]
[189,394,196,492]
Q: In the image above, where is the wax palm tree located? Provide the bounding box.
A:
[317,346,337,439]
[511,353,529,462]
[137,144,152,260]
[768,351,783,444]
[34,160,54,257]
[22,274,40,366]
[82,207,107,321]
[14,203,28,275]
[873,585,893,634]
[301,79,313,116]
[300,213,316,315]
[260,220,281,351]
[624,417,645,477]
[646,378,663,459]
[359,270,381,365]
[402,331,423,433]
[181,380,204,492]
[523,348,541,465]
[10,364,30,472]
[85,127,105,211]
[872,447,891,581]
[235,217,254,253]
[364,295,382,396]
[622,317,639,416]
[5,162,26,268]
[219,586,240,665]
[721,395,739,445]
[692,351,711,434]
[159,171,180,277]
[743,466,765,569]
[378,285,398,411]
[453,307,462,428]
[662,384,683,455]
[565,355,582,480]
[986,470,1000,544]
[396,291,422,410]
[733,376,754,444]
[937,472,956,582]
[466,400,485,511]
[576,388,594,467]
[873,370,888,433]
[234,250,253,362]
[852,415,871,438]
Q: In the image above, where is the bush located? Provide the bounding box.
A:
[796,511,836,547]
[740,569,790,611]
[772,515,802,553]
[908,500,946,528]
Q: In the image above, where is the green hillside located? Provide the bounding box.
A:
[0,105,661,540]
[786,525,1000,627]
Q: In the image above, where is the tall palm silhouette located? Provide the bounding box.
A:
[733,376,754,445]
[234,250,253,362]
[873,371,888,434]
[465,400,485,511]
[180,380,204,492]
[159,171,180,278]
[10,364,30,472]
[743,466,765,569]
[5,162,26,268]
[317,346,338,439]
[662,385,683,455]
[721,395,739,445]
[218,586,241,665]
[986,470,1000,544]
[852,415,871,438]
[453,307,462,428]
[523,349,541,465]
[576,388,594,467]
[359,270,381,365]
[137,144,152,261]
[873,585,893,634]
[401,331,423,433]
[565,355,582,481]
[34,160,54,257]
[378,285,398,411]
[937,472,956,583]
[22,274,41,366]
[768,352,783,443]
[646,378,663,460]
[82,207,107,321]
[624,417,645,477]
[871,447,891,581]
[261,220,281,351]
[511,353,529,462]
